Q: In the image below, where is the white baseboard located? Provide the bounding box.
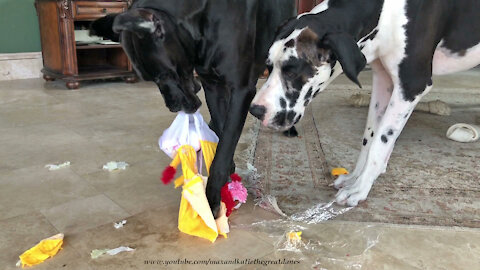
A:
[0,52,43,81]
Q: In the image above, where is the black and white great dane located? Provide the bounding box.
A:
[90,0,296,216]
[250,0,480,206]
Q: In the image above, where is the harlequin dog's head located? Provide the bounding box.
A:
[250,25,366,131]
[91,8,201,113]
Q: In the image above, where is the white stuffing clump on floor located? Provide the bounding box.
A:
[103,161,129,171]
[45,161,71,171]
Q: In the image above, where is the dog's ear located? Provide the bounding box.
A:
[112,8,166,39]
[323,32,366,88]
[89,14,120,42]
[295,28,334,66]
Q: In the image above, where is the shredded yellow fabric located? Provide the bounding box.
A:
[18,233,64,267]
[171,143,228,243]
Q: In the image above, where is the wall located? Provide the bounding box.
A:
[0,0,41,53]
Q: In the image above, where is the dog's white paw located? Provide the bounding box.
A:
[335,179,371,206]
[333,174,355,189]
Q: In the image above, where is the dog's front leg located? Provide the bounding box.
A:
[201,79,237,174]
[334,60,393,189]
[336,80,433,206]
[206,85,256,217]
[201,79,230,138]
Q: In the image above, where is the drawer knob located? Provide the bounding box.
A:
[102,8,107,13]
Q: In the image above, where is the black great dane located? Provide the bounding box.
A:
[250,0,480,206]
[90,0,296,216]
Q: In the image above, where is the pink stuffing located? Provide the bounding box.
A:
[228,181,248,203]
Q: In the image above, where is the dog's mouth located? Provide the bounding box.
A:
[262,118,295,132]
[262,111,300,132]
[181,96,202,113]
[269,124,294,132]
[156,78,202,114]
[164,95,201,113]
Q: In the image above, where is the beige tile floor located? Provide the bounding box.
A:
[0,73,479,269]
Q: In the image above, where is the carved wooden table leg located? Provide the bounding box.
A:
[43,74,56,81]
[66,81,80,89]
[124,76,138,83]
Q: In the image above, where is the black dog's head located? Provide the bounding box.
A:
[250,23,366,131]
[90,8,201,113]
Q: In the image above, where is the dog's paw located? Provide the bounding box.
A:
[206,170,230,219]
[333,174,355,189]
[335,180,371,207]
[206,188,221,219]
[210,203,221,219]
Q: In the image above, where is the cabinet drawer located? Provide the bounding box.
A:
[73,1,127,20]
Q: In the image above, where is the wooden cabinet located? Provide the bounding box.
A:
[34,0,137,89]
[73,1,128,20]
[297,0,324,14]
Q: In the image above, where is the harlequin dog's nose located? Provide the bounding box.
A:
[249,104,266,120]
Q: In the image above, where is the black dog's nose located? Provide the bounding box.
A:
[249,105,266,120]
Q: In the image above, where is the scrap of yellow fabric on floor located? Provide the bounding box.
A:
[17,233,64,268]
[287,231,302,241]
[159,112,228,243]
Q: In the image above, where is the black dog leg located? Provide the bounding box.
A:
[201,79,236,174]
[206,85,256,218]
[201,80,229,137]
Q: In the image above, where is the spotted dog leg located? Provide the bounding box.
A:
[336,81,433,206]
[334,60,393,189]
